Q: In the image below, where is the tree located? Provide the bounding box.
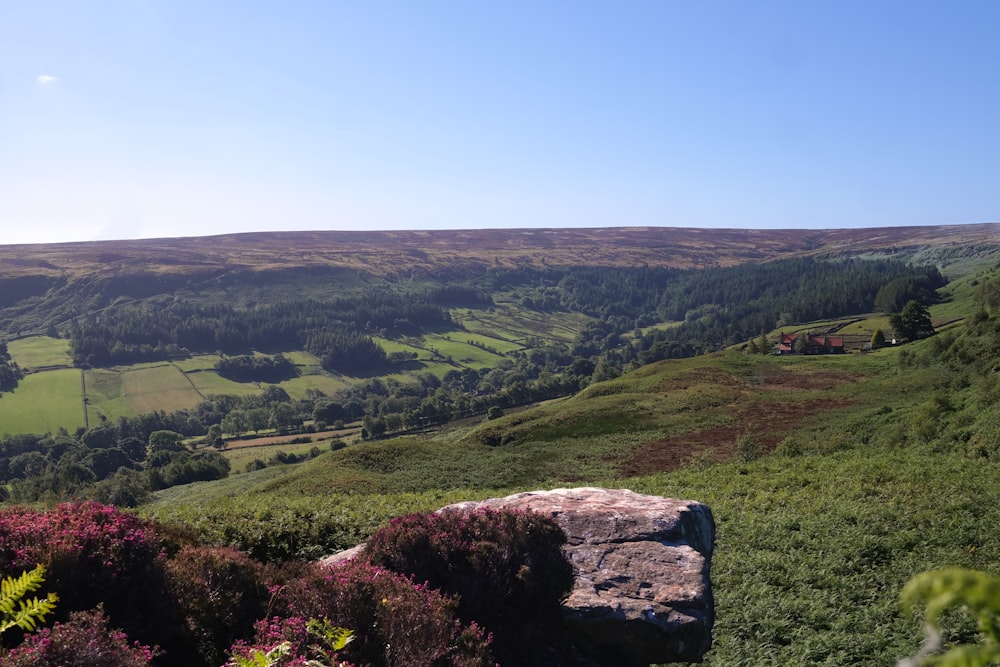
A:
[794,333,809,354]
[890,300,934,341]
[147,430,184,454]
[756,331,771,355]
[871,329,886,349]
[206,424,224,449]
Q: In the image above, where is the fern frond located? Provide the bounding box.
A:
[0,565,46,608]
[0,565,58,638]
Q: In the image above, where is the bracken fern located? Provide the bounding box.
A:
[0,564,58,638]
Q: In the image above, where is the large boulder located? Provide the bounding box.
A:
[443,487,715,665]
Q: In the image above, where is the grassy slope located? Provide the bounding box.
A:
[146,271,1000,665]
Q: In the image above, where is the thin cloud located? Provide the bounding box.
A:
[36,74,58,85]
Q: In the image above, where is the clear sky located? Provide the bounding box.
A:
[2,1,998,245]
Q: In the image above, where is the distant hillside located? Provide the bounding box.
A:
[3,223,998,280]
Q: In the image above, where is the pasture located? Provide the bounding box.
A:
[7,336,72,369]
[185,369,260,398]
[121,364,206,413]
[453,304,589,343]
[0,368,84,434]
[424,333,505,368]
[85,368,134,421]
[221,439,330,472]
[170,355,220,372]
[278,374,352,399]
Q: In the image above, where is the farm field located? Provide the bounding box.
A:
[221,439,331,472]
[449,331,523,354]
[278,373,352,399]
[121,364,206,413]
[185,369,260,398]
[85,368,133,421]
[170,355,219,372]
[0,368,84,434]
[424,333,505,368]
[453,304,590,344]
[6,336,72,369]
[373,337,431,359]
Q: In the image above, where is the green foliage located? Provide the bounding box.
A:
[0,340,25,393]
[733,431,763,463]
[226,619,354,667]
[872,328,887,348]
[891,300,936,341]
[899,568,1000,667]
[305,619,355,653]
[0,565,58,638]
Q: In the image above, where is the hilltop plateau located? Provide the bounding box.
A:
[3,223,999,280]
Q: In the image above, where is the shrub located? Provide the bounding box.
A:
[733,431,764,463]
[1,606,157,667]
[364,508,574,664]
[167,545,272,667]
[0,502,176,656]
[274,559,493,667]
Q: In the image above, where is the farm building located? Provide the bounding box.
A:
[776,333,845,355]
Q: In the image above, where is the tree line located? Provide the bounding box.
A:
[67,288,460,371]
[0,341,24,393]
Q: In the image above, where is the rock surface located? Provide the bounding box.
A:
[322,487,715,665]
[442,487,715,665]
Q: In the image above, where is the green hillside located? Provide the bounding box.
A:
[142,262,1000,666]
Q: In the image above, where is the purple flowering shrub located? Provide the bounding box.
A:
[272,559,493,667]
[363,508,574,664]
[0,502,176,652]
[0,606,157,667]
[167,545,271,667]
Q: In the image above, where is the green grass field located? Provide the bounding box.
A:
[85,368,134,421]
[185,369,260,398]
[451,331,523,353]
[7,336,72,369]
[221,439,330,471]
[121,364,205,413]
[282,350,323,366]
[278,374,352,399]
[374,337,432,359]
[454,304,590,343]
[170,355,220,372]
[0,368,84,434]
[424,333,505,368]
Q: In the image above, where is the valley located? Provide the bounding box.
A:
[0,223,999,665]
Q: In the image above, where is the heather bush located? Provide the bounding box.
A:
[167,545,272,667]
[1,606,157,667]
[363,508,574,665]
[274,559,493,667]
[0,502,178,657]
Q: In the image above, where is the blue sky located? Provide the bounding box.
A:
[2,1,998,245]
